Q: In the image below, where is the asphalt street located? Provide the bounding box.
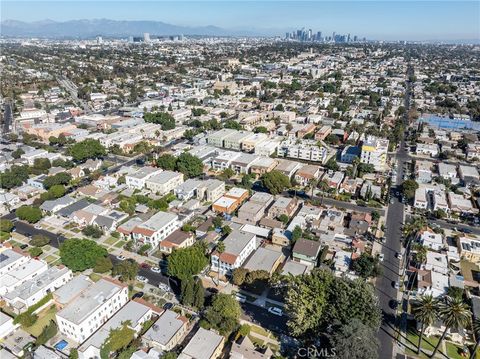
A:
[375,64,413,359]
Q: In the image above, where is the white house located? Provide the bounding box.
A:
[211,230,257,275]
[131,211,179,248]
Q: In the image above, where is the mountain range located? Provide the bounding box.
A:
[0,19,263,38]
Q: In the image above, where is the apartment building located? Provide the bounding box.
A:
[224,131,253,151]
[250,157,278,175]
[4,266,72,314]
[145,171,184,195]
[179,328,224,359]
[360,136,389,171]
[254,139,280,156]
[125,166,163,189]
[211,230,257,274]
[143,309,188,352]
[206,129,237,148]
[241,133,268,152]
[294,165,323,187]
[230,153,258,174]
[56,278,129,343]
[268,196,298,219]
[457,236,480,265]
[277,139,327,163]
[131,211,179,248]
[78,300,159,359]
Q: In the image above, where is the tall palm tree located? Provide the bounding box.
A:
[412,295,438,354]
[431,296,471,358]
[470,317,480,359]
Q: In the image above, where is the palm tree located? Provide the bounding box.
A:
[215,241,225,285]
[470,317,480,359]
[431,296,471,358]
[412,295,438,354]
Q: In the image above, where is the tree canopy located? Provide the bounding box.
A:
[328,319,379,359]
[68,139,106,162]
[60,238,108,271]
[351,253,382,279]
[261,170,291,195]
[144,112,176,130]
[113,259,139,282]
[284,269,381,338]
[167,243,208,280]
[202,293,241,336]
[16,206,43,223]
[176,153,203,178]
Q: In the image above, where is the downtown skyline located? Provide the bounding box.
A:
[1,1,479,42]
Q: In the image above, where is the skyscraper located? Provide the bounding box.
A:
[143,33,151,43]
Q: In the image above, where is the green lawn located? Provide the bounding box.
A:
[249,325,270,338]
[248,335,264,347]
[446,342,466,359]
[44,255,58,264]
[89,273,102,282]
[114,240,127,248]
[104,237,118,245]
[24,305,57,337]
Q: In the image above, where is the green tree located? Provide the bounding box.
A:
[0,165,29,189]
[68,139,106,162]
[254,126,268,133]
[232,267,248,286]
[470,317,480,359]
[43,172,72,189]
[94,256,113,273]
[193,279,205,309]
[222,225,232,235]
[203,293,241,336]
[219,168,235,180]
[144,112,176,130]
[291,226,303,243]
[30,234,50,247]
[105,321,135,352]
[82,225,104,239]
[402,179,419,201]
[16,206,43,223]
[33,158,51,172]
[0,219,14,233]
[167,243,208,280]
[431,296,471,358]
[412,295,438,355]
[261,170,291,195]
[223,120,243,130]
[161,353,178,359]
[278,214,289,225]
[180,278,194,306]
[36,320,57,346]
[69,348,79,359]
[329,319,379,359]
[60,238,108,271]
[176,153,203,178]
[113,260,139,282]
[325,157,339,171]
[352,253,382,279]
[285,269,381,338]
[156,154,177,170]
[29,247,43,257]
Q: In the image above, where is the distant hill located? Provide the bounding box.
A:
[0,18,257,38]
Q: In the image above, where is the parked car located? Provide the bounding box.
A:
[389,299,399,310]
[132,291,144,299]
[379,253,385,262]
[19,244,28,250]
[396,252,403,260]
[140,263,151,269]
[136,276,148,283]
[206,287,219,294]
[34,224,42,229]
[116,255,126,261]
[392,281,400,289]
[163,302,174,310]
[235,293,247,303]
[151,267,162,273]
[158,283,170,292]
[268,307,283,316]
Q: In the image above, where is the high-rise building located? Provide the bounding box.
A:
[96,36,103,45]
[143,33,151,42]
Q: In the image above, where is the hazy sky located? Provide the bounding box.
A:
[2,1,479,40]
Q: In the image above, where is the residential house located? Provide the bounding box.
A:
[159,230,195,254]
[143,309,189,352]
[292,239,321,266]
[178,327,224,359]
[211,230,256,274]
[131,211,179,248]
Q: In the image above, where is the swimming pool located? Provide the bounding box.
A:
[54,340,68,351]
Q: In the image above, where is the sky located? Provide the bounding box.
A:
[1,1,479,41]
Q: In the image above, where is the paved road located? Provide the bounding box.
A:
[240,301,289,335]
[2,101,13,134]
[8,218,172,288]
[376,63,414,359]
